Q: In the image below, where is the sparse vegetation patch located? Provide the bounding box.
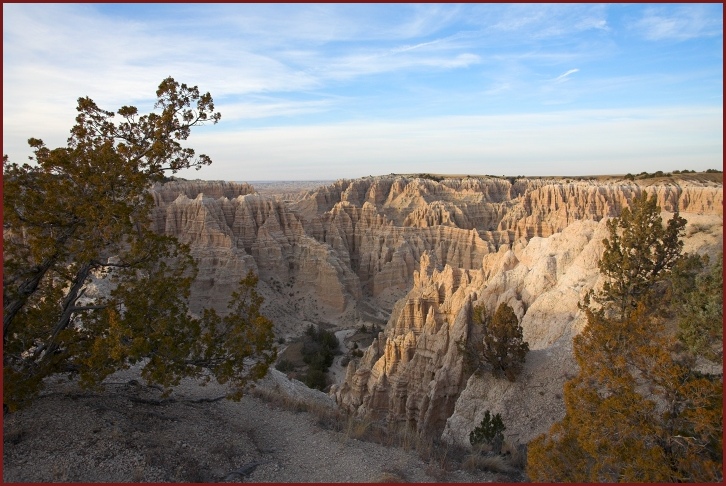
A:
[469,410,506,454]
[457,302,529,382]
[274,325,341,391]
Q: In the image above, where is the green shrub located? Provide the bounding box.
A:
[418,173,443,182]
[275,359,295,372]
[301,328,339,370]
[302,344,333,369]
[526,194,720,482]
[457,303,529,381]
[672,253,723,361]
[299,325,340,390]
[303,368,327,390]
[470,411,506,454]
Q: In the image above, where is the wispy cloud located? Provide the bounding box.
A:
[472,3,609,39]
[217,99,335,122]
[3,4,722,180]
[554,68,580,83]
[308,48,481,81]
[201,3,461,45]
[483,83,513,96]
[179,106,723,180]
[387,4,463,39]
[389,31,467,55]
[633,4,723,41]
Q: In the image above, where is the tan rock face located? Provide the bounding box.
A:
[149,176,722,442]
[336,212,721,444]
[153,177,721,318]
[331,253,483,436]
[151,185,361,320]
[331,219,606,437]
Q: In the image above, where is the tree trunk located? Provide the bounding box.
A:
[3,257,58,342]
[33,261,95,362]
[3,226,77,342]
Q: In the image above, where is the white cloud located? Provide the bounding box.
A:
[380,4,463,39]
[483,82,513,96]
[218,100,335,122]
[2,3,483,114]
[388,29,483,56]
[472,3,609,39]
[554,68,580,83]
[199,4,461,45]
[634,5,723,41]
[311,48,481,81]
[172,106,723,181]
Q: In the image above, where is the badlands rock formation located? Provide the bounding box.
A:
[151,182,362,332]
[149,174,723,444]
[331,219,610,439]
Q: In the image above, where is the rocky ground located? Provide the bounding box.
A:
[3,366,516,483]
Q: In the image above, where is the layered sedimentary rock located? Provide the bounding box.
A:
[331,253,483,435]
[148,175,722,442]
[334,210,722,443]
[331,219,609,437]
[503,180,723,240]
[440,206,725,447]
[313,200,492,299]
[298,176,722,252]
[151,180,255,205]
[321,175,722,442]
[151,190,362,320]
[152,176,722,319]
[437,219,610,445]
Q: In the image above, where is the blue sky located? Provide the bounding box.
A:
[3,3,723,181]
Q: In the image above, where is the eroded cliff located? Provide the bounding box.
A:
[149,175,722,443]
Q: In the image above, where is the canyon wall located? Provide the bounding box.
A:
[322,177,721,444]
[151,188,362,336]
[149,175,722,442]
[331,218,611,439]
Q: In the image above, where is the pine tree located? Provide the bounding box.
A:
[458,302,529,382]
[3,78,276,411]
[527,194,722,482]
[482,303,529,381]
[593,192,686,319]
[671,253,723,361]
[470,410,506,454]
[529,303,721,481]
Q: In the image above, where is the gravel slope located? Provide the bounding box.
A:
[3,369,502,483]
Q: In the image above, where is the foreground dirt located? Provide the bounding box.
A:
[3,371,505,483]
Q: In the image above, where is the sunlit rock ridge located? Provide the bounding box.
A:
[150,174,723,445]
